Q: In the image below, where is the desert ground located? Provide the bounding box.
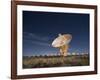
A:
[23,54,89,69]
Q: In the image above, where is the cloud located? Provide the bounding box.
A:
[31,40,50,46]
[23,32,50,41]
[23,32,51,46]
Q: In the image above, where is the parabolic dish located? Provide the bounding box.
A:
[52,34,72,48]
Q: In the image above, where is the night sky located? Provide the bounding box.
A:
[23,11,89,56]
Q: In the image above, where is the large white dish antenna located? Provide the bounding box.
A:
[52,34,72,48]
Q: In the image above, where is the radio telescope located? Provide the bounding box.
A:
[52,34,72,56]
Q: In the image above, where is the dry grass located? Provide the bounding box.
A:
[23,54,89,69]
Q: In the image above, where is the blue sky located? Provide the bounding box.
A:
[23,11,89,56]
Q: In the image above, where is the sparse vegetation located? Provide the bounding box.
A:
[23,54,89,69]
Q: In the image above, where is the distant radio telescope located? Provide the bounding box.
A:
[52,34,72,56]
